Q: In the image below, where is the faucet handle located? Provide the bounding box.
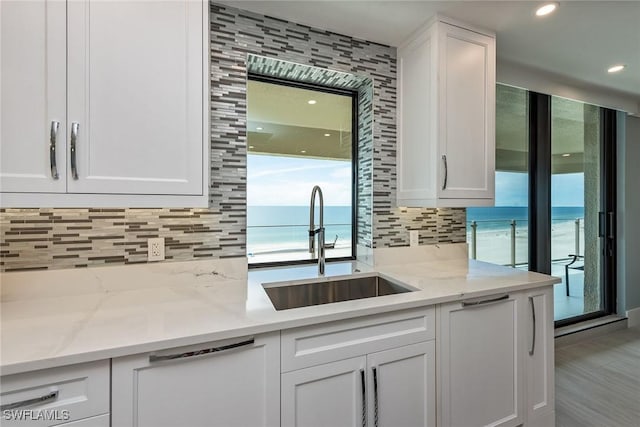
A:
[324,235,338,249]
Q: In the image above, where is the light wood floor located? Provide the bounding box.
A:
[555,326,640,427]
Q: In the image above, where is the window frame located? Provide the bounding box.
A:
[246,74,359,269]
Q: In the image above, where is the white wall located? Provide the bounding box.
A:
[619,114,640,325]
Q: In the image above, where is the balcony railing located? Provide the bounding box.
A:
[467,218,585,267]
[247,223,352,262]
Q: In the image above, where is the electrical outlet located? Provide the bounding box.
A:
[148,237,165,261]
[409,230,419,247]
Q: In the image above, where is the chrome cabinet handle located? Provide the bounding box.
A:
[360,369,366,427]
[529,296,536,356]
[49,121,60,180]
[442,155,448,190]
[70,122,79,180]
[0,390,58,411]
[149,338,254,363]
[462,294,509,307]
[372,367,379,427]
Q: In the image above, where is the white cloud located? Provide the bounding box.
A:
[247,155,352,206]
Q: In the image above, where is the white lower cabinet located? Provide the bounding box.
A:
[439,293,523,427]
[282,356,366,427]
[111,333,280,427]
[2,287,554,427]
[439,287,555,427]
[525,287,555,427]
[0,360,109,427]
[366,342,436,427]
[281,308,437,427]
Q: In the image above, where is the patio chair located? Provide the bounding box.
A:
[564,254,584,296]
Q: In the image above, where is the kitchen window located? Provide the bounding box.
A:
[246,76,357,266]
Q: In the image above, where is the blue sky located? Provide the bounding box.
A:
[247,154,352,206]
[247,156,585,208]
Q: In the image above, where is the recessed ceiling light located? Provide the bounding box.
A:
[608,64,626,73]
[536,3,558,16]
[300,150,307,153]
[256,127,263,131]
[307,100,317,105]
[562,153,571,157]
[249,145,254,149]
[324,133,331,137]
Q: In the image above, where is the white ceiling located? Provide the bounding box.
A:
[218,1,640,101]
[247,80,353,160]
[247,80,352,131]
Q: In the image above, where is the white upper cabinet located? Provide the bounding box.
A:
[0,0,208,207]
[0,0,67,194]
[397,17,495,207]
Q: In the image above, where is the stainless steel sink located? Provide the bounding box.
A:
[263,275,414,310]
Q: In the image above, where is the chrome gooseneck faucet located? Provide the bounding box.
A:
[309,185,326,275]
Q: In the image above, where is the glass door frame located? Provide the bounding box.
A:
[527,92,617,327]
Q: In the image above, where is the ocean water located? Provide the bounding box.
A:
[247,206,352,255]
[246,205,586,261]
[467,206,585,230]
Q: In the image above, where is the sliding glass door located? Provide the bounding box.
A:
[551,97,602,321]
[468,84,617,325]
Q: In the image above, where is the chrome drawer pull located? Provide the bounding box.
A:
[360,369,366,427]
[529,296,536,356]
[442,154,448,190]
[462,294,509,307]
[373,366,379,427]
[70,122,79,180]
[0,390,58,411]
[49,121,60,180]
[149,338,254,363]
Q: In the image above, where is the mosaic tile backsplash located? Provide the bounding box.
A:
[0,3,466,272]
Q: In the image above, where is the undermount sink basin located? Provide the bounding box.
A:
[263,275,414,311]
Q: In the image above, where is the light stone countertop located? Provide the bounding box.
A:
[0,244,560,376]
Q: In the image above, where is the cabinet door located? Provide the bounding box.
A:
[367,341,436,427]
[282,356,366,427]
[397,26,438,204]
[0,0,67,193]
[439,294,523,427]
[111,334,280,427]
[525,287,555,427]
[438,22,495,200]
[66,0,203,195]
